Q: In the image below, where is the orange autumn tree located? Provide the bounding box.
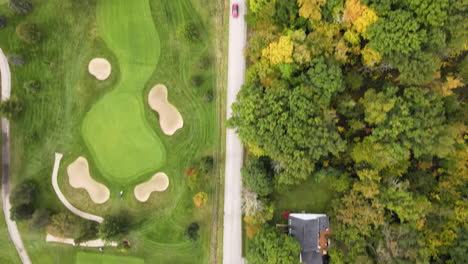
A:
[343,0,378,38]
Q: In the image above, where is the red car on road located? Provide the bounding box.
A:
[232,4,239,18]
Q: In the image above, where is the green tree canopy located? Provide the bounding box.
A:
[367,10,427,56]
[229,83,346,185]
[246,226,301,264]
[242,156,274,196]
[98,215,130,241]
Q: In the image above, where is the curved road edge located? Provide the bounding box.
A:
[1,48,32,264]
[51,153,103,223]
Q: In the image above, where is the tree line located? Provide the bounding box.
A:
[230,0,467,263]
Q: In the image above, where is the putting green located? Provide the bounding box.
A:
[82,0,166,182]
[76,252,144,264]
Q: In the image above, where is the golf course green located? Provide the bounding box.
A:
[82,0,166,183]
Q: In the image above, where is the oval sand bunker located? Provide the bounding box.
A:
[148,84,183,136]
[88,58,111,80]
[134,172,169,202]
[67,157,110,204]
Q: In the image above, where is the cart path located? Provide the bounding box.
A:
[1,47,32,264]
[51,153,104,223]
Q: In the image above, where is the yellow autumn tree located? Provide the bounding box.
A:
[429,74,464,96]
[193,192,208,207]
[261,36,294,65]
[343,0,365,24]
[353,7,378,35]
[361,45,382,67]
[248,142,265,157]
[343,0,378,36]
[438,76,464,96]
[249,0,270,14]
[297,0,326,23]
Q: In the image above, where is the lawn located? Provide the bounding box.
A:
[271,177,337,222]
[76,252,144,264]
[0,0,224,263]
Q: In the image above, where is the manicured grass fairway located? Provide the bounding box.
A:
[0,0,221,262]
[76,252,144,264]
[82,0,165,182]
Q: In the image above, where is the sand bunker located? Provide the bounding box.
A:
[88,58,111,80]
[67,157,110,204]
[148,84,183,135]
[134,172,169,202]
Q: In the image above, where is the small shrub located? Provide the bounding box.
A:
[186,169,201,190]
[185,222,199,241]
[199,155,214,173]
[191,75,203,87]
[16,22,41,44]
[181,22,200,42]
[47,212,98,243]
[193,192,208,207]
[199,55,212,69]
[98,214,130,241]
[0,16,7,29]
[0,97,23,119]
[30,209,51,231]
[10,203,34,221]
[10,181,37,207]
[7,54,26,66]
[203,90,214,103]
[24,80,41,93]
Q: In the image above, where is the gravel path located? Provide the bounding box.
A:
[222,1,247,263]
[51,153,104,223]
[1,48,32,264]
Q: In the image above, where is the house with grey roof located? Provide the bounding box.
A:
[288,213,330,264]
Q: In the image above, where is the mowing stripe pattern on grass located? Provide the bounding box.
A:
[82,0,166,183]
[76,252,144,264]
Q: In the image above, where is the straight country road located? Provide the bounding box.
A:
[223,1,247,264]
[1,48,32,264]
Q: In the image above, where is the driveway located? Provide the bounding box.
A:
[222,1,247,264]
[1,48,32,264]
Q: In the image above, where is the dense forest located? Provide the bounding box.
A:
[229,0,467,263]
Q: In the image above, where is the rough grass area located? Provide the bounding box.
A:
[76,252,144,264]
[0,0,221,262]
[0,202,21,264]
[82,0,165,182]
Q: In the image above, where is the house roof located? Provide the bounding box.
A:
[289,213,329,264]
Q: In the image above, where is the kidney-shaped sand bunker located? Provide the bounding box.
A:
[67,157,110,204]
[148,84,183,136]
[134,172,169,202]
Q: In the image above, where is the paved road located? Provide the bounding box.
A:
[1,48,32,264]
[51,153,103,223]
[222,1,247,264]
